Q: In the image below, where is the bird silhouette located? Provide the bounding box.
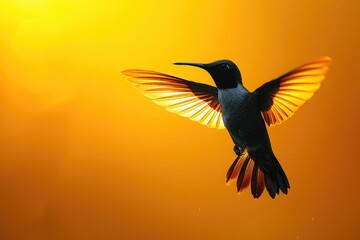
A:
[123,57,331,199]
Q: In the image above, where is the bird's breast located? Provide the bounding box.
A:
[218,86,251,125]
[218,86,268,146]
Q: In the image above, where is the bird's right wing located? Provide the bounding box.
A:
[123,69,225,129]
[253,57,332,126]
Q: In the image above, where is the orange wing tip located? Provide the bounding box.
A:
[122,69,163,78]
[122,69,138,77]
[318,56,332,62]
[307,56,332,65]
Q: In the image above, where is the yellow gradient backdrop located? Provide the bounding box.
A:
[0,0,359,239]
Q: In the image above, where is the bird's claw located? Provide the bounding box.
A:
[233,145,243,156]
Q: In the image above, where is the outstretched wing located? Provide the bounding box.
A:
[253,56,332,126]
[123,69,225,129]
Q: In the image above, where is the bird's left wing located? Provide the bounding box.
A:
[253,57,332,126]
[123,69,225,129]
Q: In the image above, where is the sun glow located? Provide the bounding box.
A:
[11,0,48,10]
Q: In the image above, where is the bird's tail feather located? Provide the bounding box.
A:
[226,149,290,199]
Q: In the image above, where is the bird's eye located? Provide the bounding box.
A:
[220,63,229,69]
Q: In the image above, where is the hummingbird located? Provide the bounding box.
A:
[123,57,331,199]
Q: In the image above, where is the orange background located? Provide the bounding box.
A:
[0,0,359,239]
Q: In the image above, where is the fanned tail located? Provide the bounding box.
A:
[226,149,290,199]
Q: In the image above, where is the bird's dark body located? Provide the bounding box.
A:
[218,85,271,151]
[173,59,290,198]
[216,73,287,197]
[170,60,290,198]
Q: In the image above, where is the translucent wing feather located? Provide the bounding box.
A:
[254,57,332,126]
[123,69,225,129]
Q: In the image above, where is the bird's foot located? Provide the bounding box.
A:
[233,145,243,156]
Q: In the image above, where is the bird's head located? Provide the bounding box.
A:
[174,59,242,89]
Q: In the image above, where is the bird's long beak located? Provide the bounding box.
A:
[173,62,207,70]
